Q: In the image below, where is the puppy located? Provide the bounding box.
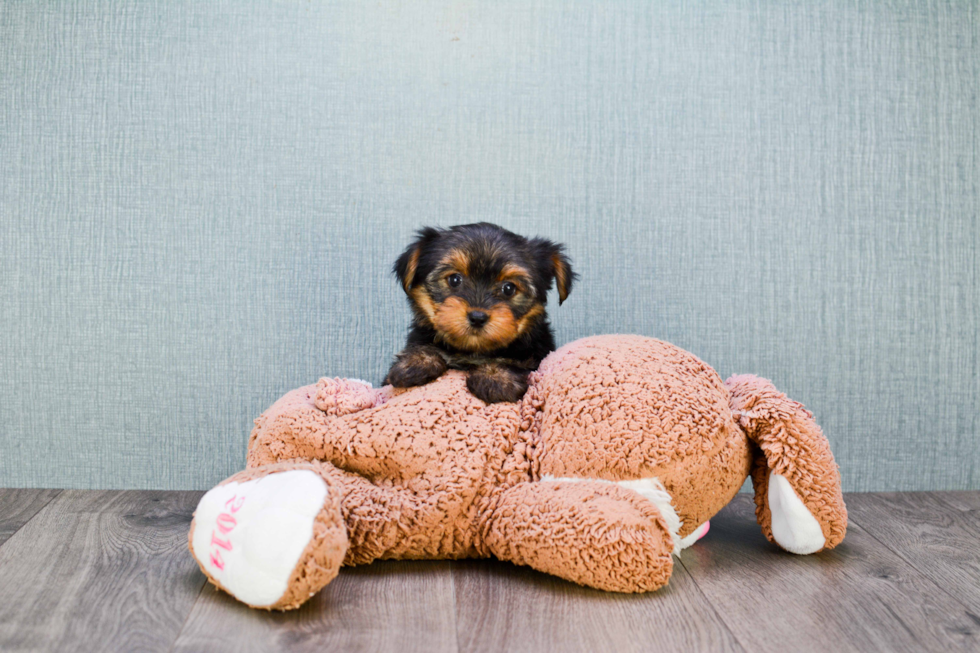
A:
[384,222,574,403]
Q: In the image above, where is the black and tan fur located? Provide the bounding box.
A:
[384,222,575,403]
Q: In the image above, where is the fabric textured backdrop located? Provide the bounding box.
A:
[1,1,976,491]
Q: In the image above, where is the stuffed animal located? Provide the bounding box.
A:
[188,335,846,610]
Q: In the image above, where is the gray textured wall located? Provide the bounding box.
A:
[1,1,976,491]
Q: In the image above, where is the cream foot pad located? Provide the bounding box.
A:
[190,470,333,608]
[768,472,826,555]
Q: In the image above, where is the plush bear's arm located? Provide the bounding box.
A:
[247,384,348,467]
[483,480,675,593]
[247,380,403,478]
[248,373,496,486]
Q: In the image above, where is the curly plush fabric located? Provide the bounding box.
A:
[189,334,847,609]
[530,336,753,538]
[725,374,848,550]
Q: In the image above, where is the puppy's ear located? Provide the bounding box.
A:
[393,227,441,293]
[531,238,576,305]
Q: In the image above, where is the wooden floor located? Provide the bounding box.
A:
[0,490,978,652]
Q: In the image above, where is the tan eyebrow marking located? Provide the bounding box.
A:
[496,263,531,283]
[440,249,471,277]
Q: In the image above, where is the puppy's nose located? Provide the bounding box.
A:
[467,311,489,328]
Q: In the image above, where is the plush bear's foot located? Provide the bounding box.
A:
[188,463,348,610]
[765,472,826,554]
[726,374,847,554]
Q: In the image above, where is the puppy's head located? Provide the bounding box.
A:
[393,223,574,353]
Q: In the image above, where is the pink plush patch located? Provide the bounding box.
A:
[314,378,386,415]
[697,521,710,540]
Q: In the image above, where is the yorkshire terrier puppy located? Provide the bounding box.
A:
[384,222,575,403]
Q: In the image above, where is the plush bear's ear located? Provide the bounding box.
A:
[393,227,441,293]
[530,238,576,305]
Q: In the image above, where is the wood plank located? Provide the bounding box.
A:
[454,557,744,653]
[0,490,206,652]
[678,495,980,653]
[846,492,980,613]
[0,489,62,547]
[172,560,457,653]
[933,491,980,512]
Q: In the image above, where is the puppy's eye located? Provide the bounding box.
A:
[501,282,517,297]
[448,273,463,288]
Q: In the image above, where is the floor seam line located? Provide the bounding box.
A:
[848,505,979,616]
[166,574,210,653]
[674,553,750,653]
[931,491,980,517]
[450,562,462,653]
[0,489,64,551]
[166,491,209,653]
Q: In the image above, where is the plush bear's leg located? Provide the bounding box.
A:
[484,480,675,593]
[308,460,425,566]
[190,459,431,610]
[725,374,847,554]
[188,461,348,610]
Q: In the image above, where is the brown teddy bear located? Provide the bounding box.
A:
[188,335,846,610]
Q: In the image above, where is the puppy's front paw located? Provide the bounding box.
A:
[384,345,448,388]
[466,364,528,403]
